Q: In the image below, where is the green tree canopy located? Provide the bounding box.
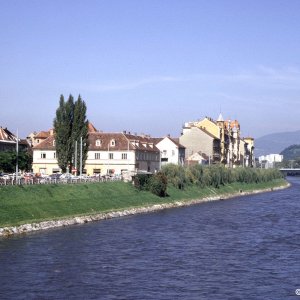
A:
[0,150,32,173]
[53,94,89,173]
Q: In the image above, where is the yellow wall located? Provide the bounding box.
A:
[196,118,220,138]
[244,138,254,149]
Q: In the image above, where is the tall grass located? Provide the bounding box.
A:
[161,164,283,189]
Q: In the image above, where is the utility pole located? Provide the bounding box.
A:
[75,140,78,175]
[107,142,110,175]
[127,139,129,172]
[16,128,19,185]
[80,137,83,176]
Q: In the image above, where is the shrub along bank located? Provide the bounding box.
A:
[161,164,283,189]
[0,166,286,228]
[134,165,283,197]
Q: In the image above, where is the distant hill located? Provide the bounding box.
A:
[280,144,300,160]
[254,130,300,157]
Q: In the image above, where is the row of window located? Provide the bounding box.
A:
[95,139,116,147]
[40,152,56,159]
[94,153,127,160]
[136,152,159,161]
[39,152,158,161]
[50,139,117,148]
[162,150,176,156]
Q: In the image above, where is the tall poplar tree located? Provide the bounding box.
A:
[53,94,88,173]
[71,95,89,174]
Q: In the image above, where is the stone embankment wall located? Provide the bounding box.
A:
[0,184,289,237]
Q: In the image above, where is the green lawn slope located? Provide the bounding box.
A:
[0,179,287,227]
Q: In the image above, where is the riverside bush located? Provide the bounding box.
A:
[161,164,186,189]
[162,164,283,190]
[147,172,168,197]
[133,174,151,190]
[133,172,168,197]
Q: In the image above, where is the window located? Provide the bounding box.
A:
[110,139,116,147]
[93,169,101,174]
[109,153,114,159]
[95,153,101,159]
[54,152,56,159]
[122,153,127,159]
[41,153,46,159]
[172,150,175,156]
[53,140,56,147]
[96,139,101,147]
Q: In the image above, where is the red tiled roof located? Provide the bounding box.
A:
[168,137,185,149]
[34,131,51,139]
[88,122,97,133]
[34,132,160,153]
[0,127,17,142]
[33,135,55,150]
[123,133,160,152]
[89,132,135,151]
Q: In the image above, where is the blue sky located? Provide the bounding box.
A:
[1,0,300,139]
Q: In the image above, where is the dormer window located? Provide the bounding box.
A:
[110,139,116,147]
[53,140,56,146]
[96,139,101,147]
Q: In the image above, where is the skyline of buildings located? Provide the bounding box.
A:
[0,112,255,175]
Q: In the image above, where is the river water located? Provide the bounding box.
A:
[0,178,299,300]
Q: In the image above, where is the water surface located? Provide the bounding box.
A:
[0,178,299,299]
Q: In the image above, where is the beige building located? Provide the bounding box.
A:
[180,125,220,164]
[32,130,160,175]
[180,114,255,167]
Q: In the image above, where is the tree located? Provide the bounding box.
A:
[71,95,89,174]
[53,94,88,173]
[0,150,32,173]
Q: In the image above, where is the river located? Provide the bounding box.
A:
[0,178,299,300]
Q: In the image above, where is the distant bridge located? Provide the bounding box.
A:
[279,168,300,176]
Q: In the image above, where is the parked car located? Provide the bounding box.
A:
[0,174,10,180]
[60,173,73,179]
[49,173,62,180]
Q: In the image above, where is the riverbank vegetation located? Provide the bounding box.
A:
[0,165,286,228]
[134,165,283,197]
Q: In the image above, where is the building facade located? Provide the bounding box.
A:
[32,131,160,175]
[155,136,185,166]
[180,114,255,167]
[179,124,221,164]
[258,154,282,168]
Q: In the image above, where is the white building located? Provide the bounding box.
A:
[258,154,283,168]
[32,131,160,176]
[155,136,185,166]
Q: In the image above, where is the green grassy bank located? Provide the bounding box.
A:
[0,179,287,228]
